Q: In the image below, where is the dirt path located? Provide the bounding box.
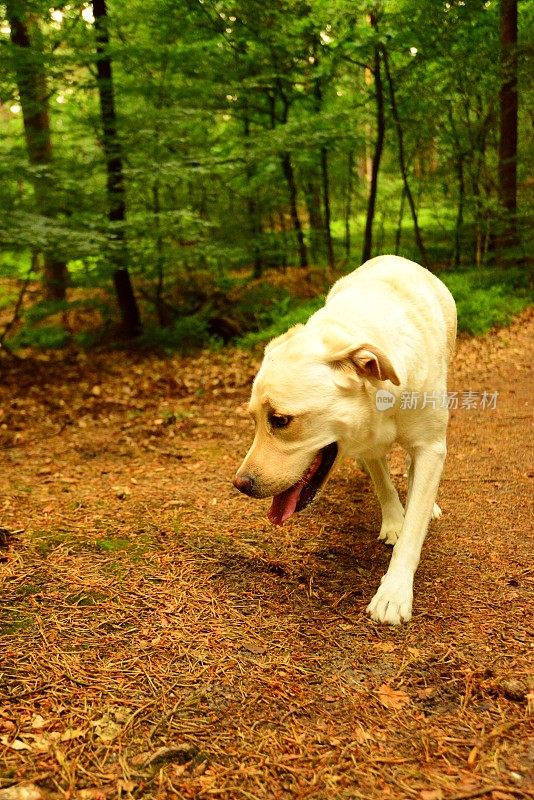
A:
[0,310,532,800]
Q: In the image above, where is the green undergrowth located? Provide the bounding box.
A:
[439,267,532,335]
[1,265,531,353]
[238,266,532,347]
[236,297,324,348]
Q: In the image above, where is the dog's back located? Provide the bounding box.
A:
[326,255,457,368]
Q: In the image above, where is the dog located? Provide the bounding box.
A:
[234,255,457,624]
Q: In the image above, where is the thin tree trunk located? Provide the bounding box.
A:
[243,108,263,279]
[320,146,335,270]
[93,0,141,337]
[381,45,429,267]
[452,157,465,268]
[362,32,385,264]
[280,153,308,269]
[310,45,334,269]
[498,0,520,254]
[304,178,323,264]
[344,151,354,264]
[394,186,406,255]
[447,107,465,267]
[152,180,169,326]
[7,2,68,301]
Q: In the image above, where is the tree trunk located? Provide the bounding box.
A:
[452,156,465,267]
[320,146,335,270]
[93,0,141,337]
[447,106,465,267]
[362,34,385,264]
[394,187,406,255]
[243,108,263,279]
[310,43,334,270]
[280,152,308,269]
[381,45,429,267]
[7,2,68,301]
[344,151,354,264]
[498,0,520,255]
[304,178,323,264]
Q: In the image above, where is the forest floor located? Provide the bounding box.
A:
[0,308,532,800]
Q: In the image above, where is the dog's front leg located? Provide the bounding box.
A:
[366,442,446,625]
[364,457,405,545]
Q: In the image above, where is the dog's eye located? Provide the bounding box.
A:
[270,414,293,429]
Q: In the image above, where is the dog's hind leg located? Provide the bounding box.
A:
[363,457,405,546]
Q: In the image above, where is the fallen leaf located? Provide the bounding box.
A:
[420,790,442,800]
[112,485,131,499]
[117,781,135,794]
[373,642,395,652]
[377,684,410,710]
[353,726,373,743]
[60,727,86,742]
[241,642,266,655]
[416,687,435,700]
[25,733,59,753]
[0,784,46,800]
[467,745,479,768]
[0,736,31,751]
[91,716,122,743]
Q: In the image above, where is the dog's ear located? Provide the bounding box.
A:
[350,345,400,385]
[327,339,400,386]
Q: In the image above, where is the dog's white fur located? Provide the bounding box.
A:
[235,255,456,624]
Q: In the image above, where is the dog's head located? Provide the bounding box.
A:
[234,321,400,525]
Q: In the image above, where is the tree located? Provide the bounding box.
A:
[362,12,385,264]
[6,0,68,300]
[92,0,141,337]
[497,0,519,255]
[380,42,428,267]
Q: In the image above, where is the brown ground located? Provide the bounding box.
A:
[0,309,533,800]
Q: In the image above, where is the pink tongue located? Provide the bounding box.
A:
[267,452,323,527]
[268,480,305,526]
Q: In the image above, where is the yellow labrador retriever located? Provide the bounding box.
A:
[234,255,456,625]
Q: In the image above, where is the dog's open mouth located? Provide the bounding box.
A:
[267,442,338,526]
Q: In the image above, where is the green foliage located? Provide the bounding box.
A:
[135,316,221,354]
[238,297,324,348]
[0,291,17,310]
[8,297,113,350]
[0,0,530,348]
[441,268,532,335]
[237,268,532,349]
[12,323,70,349]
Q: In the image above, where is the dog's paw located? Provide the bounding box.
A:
[367,576,413,625]
[432,503,442,520]
[378,519,403,546]
[378,509,404,545]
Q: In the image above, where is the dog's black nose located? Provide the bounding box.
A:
[233,475,255,496]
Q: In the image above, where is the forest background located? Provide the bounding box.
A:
[0,0,532,354]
